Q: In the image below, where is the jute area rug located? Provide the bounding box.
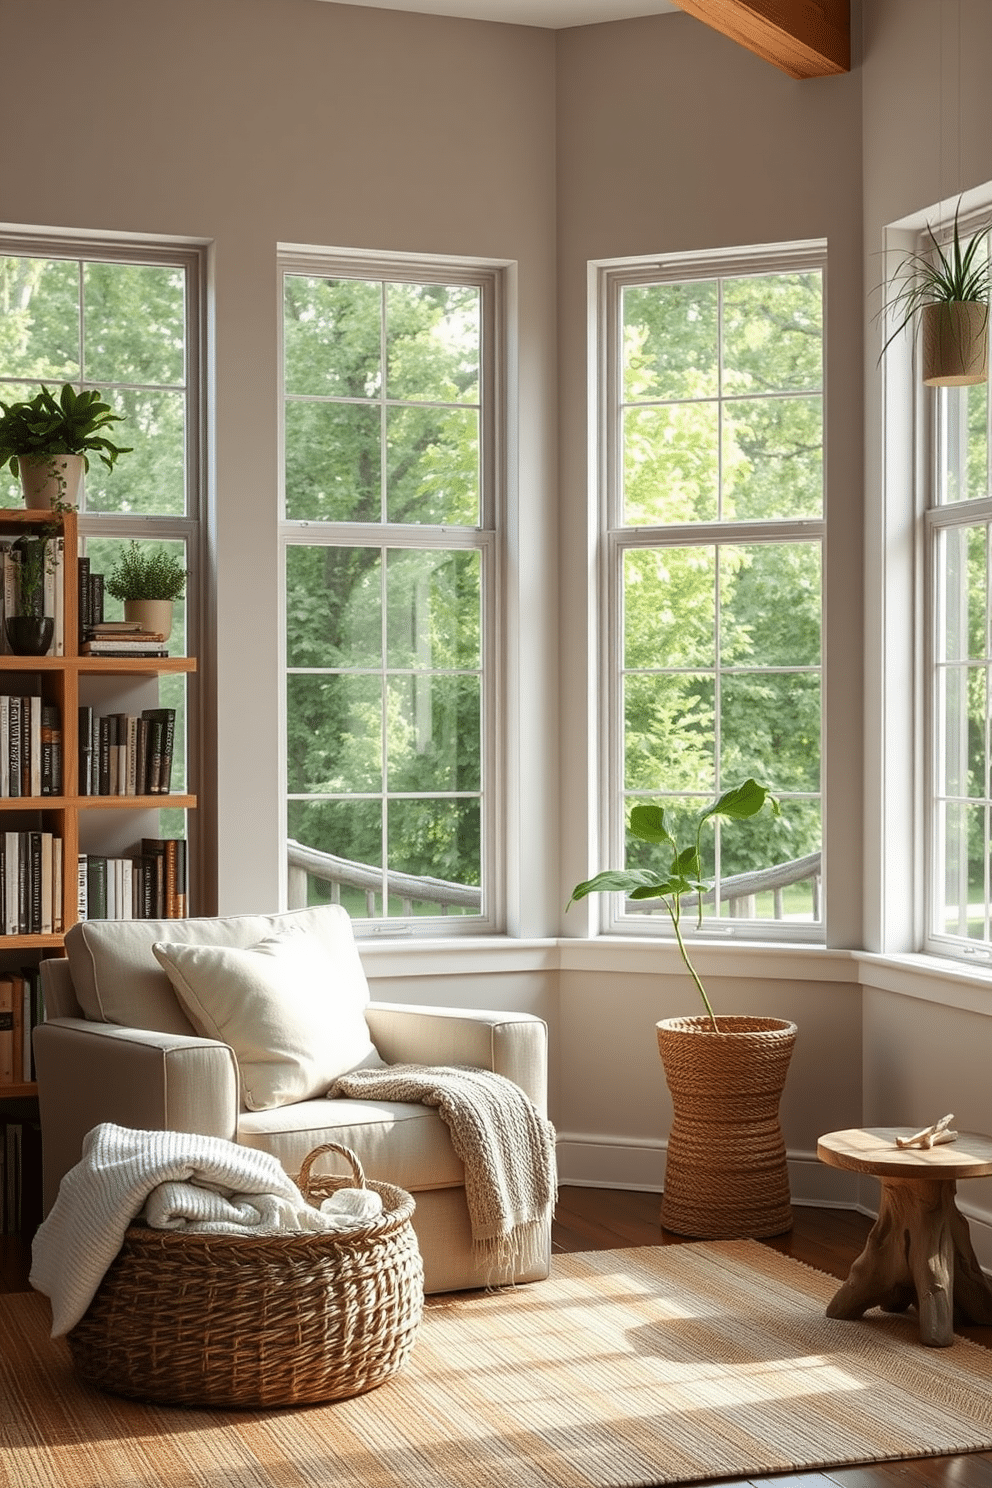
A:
[4,1239,992,1488]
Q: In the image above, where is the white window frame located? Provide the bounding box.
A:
[277,247,506,938]
[594,241,828,945]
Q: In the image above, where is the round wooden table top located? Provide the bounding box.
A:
[817,1127,992,1181]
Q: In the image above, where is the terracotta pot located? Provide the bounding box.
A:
[124,598,173,642]
[656,1014,797,1239]
[17,453,84,511]
[922,300,989,387]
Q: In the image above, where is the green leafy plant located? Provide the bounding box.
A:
[567,779,779,1032]
[879,201,992,362]
[0,383,132,476]
[105,543,186,602]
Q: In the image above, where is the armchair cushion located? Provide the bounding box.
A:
[65,904,372,1036]
[152,930,383,1111]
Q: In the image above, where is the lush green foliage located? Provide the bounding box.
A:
[105,541,186,601]
[568,780,780,1025]
[0,382,131,475]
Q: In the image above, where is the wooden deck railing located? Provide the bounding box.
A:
[288,840,821,922]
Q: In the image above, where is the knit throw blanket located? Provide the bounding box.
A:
[331,1064,557,1278]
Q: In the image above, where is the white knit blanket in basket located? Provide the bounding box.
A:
[30,1123,381,1337]
[330,1063,557,1277]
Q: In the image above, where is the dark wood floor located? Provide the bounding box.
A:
[4,1189,992,1488]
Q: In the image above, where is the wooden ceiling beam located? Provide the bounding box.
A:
[670,1,850,80]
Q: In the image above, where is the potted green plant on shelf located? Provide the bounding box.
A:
[0,383,132,510]
[6,530,61,655]
[105,543,186,643]
[568,779,798,1241]
[879,201,992,386]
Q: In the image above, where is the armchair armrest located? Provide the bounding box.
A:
[33,1018,239,1215]
[364,1002,548,1117]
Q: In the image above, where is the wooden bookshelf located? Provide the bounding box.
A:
[0,507,197,1099]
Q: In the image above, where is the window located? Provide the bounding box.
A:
[280,253,501,932]
[599,245,825,938]
[0,237,203,842]
[927,226,992,957]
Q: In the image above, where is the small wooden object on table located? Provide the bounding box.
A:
[817,1126,992,1347]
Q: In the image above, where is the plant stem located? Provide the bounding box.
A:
[667,894,720,1032]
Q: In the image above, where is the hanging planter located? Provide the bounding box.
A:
[921,300,989,386]
[879,201,991,388]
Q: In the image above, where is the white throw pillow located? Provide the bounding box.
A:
[152,930,383,1111]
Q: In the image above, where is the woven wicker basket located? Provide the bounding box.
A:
[657,1015,797,1240]
[66,1142,424,1408]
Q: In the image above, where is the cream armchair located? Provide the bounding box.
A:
[33,904,551,1295]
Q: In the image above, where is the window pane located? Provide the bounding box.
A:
[287,545,382,669]
[937,664,986,800]
[622,281,719,403]
[285,401,381,523]
[720,543,821,667]
[387,674,480,793]
[936,381,989,505]
[84,387,185,516]
[623,546,715,670]
[287,798,384,917]
[83,262,185,387]
[386,798,480,916]
[386,549,480,670]
[623,673,715,793]
[0,257,80,382]
[623,404,718,525]
[722,272,822,394]
[720,673,821,793]
[722,395,823,521]
[386,406,479,525]
[286,673,382,794]
[284,277,381,399]
[386,283,480,405]
[938,800,989,941]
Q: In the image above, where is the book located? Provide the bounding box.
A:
[77,555,91,648]
[0,979,13,1084]
[53,836,63,934]
[142,708,176,793]
[8,696,20,800]
[91,572,104,626]
[80,646,169,658]
[52,535,64,656]
[8,972,24,1083]
[40,832,53,935]
[86,856,108,920]
[40,703,62,796]
[78,705,93,796]
[28,695,41,798]
[77,855,88,921]
[3,832,18,935]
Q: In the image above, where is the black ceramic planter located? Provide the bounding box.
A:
[6,615,54,656]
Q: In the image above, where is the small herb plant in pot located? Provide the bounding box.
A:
[0,383,132,510]
[568,779,798,1240]
[879,201,992,386]
[105,543,187,643]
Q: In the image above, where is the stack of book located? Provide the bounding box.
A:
[0,697,62,798]
[0,536,65,657]
[0,830,63,936]
[80,620,168,659]
[78,706,175,796]
[78,837,187,920]
[0,966,43,1085]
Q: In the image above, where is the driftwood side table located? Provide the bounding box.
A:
[817,1126,992,1347]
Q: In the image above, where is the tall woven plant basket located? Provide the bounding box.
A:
[657,1015,797,1240]
[66,1143,424,1408]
